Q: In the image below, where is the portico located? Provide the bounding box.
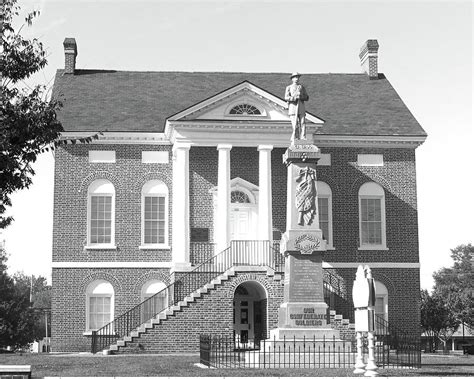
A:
[165,81,324,268]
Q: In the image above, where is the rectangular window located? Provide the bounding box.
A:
[318,197,329,242]
[317,153,331,166]
[89,296,111,330]
[360,198,382,245]
[144,196,165,244]
[90,196,112,244]
[357,154,383,166]
[89,150,116,163]
[142,151,169,164]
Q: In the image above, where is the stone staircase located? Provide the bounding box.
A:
[105,266,282,354]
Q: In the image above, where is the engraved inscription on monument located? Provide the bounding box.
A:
[289,256,323,302]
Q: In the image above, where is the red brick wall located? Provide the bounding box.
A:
[51,267,170,352]
[117,271,284,354]
[52,143,421,351]
[52,144,173,262]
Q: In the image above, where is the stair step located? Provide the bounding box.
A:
[130,331,139,338]
[123,336,132,342]
[109,345,118,351]
[117,340,125,347]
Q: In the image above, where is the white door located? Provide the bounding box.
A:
[230,207,252,240]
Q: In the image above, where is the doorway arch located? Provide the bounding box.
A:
[233,281,267,343]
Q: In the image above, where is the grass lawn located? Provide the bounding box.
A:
[0,352,472,377]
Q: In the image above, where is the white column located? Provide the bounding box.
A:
[258,145,273,241]
[172,142,191,270]
[216,144,232,253]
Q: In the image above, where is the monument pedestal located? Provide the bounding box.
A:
[269,140,342,345]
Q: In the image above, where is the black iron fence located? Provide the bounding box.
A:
[200,330,421,369]
[374,314,421,368]
[200,334,356,368]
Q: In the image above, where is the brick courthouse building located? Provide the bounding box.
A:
[51,39,427,353]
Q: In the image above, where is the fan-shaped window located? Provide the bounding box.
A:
[229,104,261,115]
[231,191,250,203]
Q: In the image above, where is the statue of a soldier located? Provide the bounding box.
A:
[285,72,309,144]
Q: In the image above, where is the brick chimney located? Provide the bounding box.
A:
[359,39,379,79]
[63,38,77,74]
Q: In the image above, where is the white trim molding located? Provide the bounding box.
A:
[60,132,170,145]
[52,262,173,268]
[322,262,420,269]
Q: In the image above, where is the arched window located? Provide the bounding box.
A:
[87,179,115,247]
[229,104,261,115]
[231,190,251,204]
[317,181,333,248]
[374,280,389,334]
[86,280,114,331]
[358,182,387,249]
[141,280,167,322]
[141,180,169,247]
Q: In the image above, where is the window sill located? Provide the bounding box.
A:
[84,245,117,250]
[326,245,336,250]
[139,245,170,250]
[358,246,389,251]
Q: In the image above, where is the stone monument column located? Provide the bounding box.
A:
[271,139,335,340]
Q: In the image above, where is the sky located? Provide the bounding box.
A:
[2,0,473,290]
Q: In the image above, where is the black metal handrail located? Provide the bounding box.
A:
[92,240,280,354]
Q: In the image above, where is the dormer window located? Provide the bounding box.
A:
[229,104,261,115]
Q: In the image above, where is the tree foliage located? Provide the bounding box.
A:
[421,289,460,352]
[433,244,474,329]
[0,245,50,349]
[1,0,101,229]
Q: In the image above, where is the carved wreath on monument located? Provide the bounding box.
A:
[295,167,317,226]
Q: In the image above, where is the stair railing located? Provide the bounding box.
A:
[91,240,279,354]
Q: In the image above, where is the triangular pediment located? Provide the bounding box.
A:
[168,81,324,124]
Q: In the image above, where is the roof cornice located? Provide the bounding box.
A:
[59,132,170,145]
[59,131,426,149]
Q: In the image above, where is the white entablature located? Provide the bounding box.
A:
[165,81,325,146]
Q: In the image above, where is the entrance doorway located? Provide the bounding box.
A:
[230,190,257,240]
[233,281,267,344]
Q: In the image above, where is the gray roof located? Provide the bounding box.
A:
[52,70,426,136]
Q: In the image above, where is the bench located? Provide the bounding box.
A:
[0,365,31,379]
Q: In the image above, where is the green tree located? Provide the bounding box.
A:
[1,0,100,229]
[421,289,460,352]
[0,250,42,349]
[433,244,474,329]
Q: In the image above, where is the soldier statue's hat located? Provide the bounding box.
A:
[290,72,301,78]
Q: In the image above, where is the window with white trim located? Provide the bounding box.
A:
[86,280,114,331]
[141,280,167,322]
[358,182,387,249]
[141,180,169,247]
[317,181,333,248]
[87,179,115,247]
[374,280,388,334]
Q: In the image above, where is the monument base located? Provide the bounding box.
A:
[270,327,340,341]
[278,301,329,328]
